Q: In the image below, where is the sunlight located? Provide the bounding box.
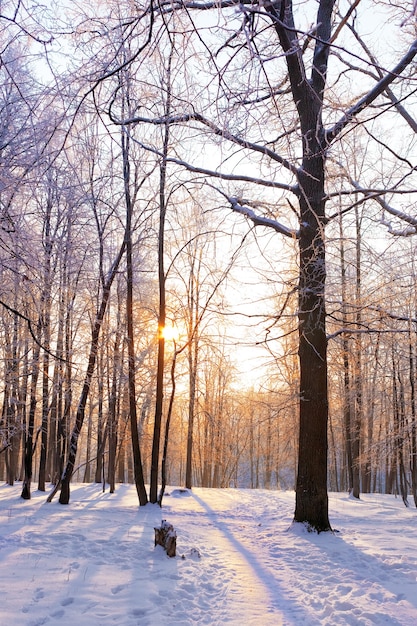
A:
[160,324,180,342]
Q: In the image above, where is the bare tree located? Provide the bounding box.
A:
[106,1,417,529]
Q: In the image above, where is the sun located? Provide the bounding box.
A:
[160,325,180,341]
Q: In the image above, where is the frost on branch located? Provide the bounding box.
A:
[380,218,416,237]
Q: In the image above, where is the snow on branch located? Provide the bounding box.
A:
[228,196,299,239]
[379,218,416,237]
[328,163,417,236]
[129,138,297,193]
[327,328,413,340]
[350,179,417,235]
[327,304,417,341]
[108,105,298,176]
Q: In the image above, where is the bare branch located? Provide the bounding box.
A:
[129,137,297,193]
[211,187,299,238]
[109,106,299,176]
[0,299,68,362]
[347,177,417,233]
[326,38,417,143]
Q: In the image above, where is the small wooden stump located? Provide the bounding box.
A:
[154,520,177,557]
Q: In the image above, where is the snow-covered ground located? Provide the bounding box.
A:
[0,483,416,625]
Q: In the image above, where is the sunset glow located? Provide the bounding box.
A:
[160,324,179,341]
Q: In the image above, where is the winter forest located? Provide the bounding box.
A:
[2,0,417,535]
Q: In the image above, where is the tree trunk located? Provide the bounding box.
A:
[38,189,53,491]
[410,324,417,507]
[58,242,126,504]
[94,356,105,483]
[159,348,177,505]
[295,208,330,530]
[21,319,42,500]
[266,0,334,531]
[108,322,122,494]
[185,351,197,490]
[122,120,148,506]
[150,53,173,503]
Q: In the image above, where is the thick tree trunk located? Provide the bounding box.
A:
[295,186,330,530]
[265,0,334,531]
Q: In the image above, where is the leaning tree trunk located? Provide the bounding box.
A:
[58,242,126,504]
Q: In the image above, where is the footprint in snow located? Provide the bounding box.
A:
[28,618,49,626]
[130,608,148,618]
[111,584,125,594]
[61,597,74,606]
[34,588,45,601]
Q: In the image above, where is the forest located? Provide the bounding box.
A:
[1,0,417,532]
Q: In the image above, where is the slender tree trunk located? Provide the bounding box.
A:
[18,333,29,482]
[83,405,93,483]
[47,317,63,483]
[185,342,197,489]
[410,323,417,506]
[108,325,121,493]
[58,242,126,504]
[21,319,42,500]
[363,334,380,493]
[184,248,202,490]
[159,347,177,505]
[94,354,106,484]
[150,47,174,503]
[38,191,53,491]
[123,123,148,506]
[339,213,354,493]
[5,311,21,485]
[350,206,363,499]
[397,365,408,506]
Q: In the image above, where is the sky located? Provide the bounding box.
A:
[0,482,416,625]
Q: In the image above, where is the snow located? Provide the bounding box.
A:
[0,484,416,625]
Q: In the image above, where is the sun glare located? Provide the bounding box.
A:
[160,325,180,341]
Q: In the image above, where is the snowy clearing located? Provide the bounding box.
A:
[0,484,416,625]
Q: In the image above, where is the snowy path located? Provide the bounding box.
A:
[0,484,416,625]
[167,488,417,625]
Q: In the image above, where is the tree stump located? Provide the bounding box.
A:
[154,520,177,557]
